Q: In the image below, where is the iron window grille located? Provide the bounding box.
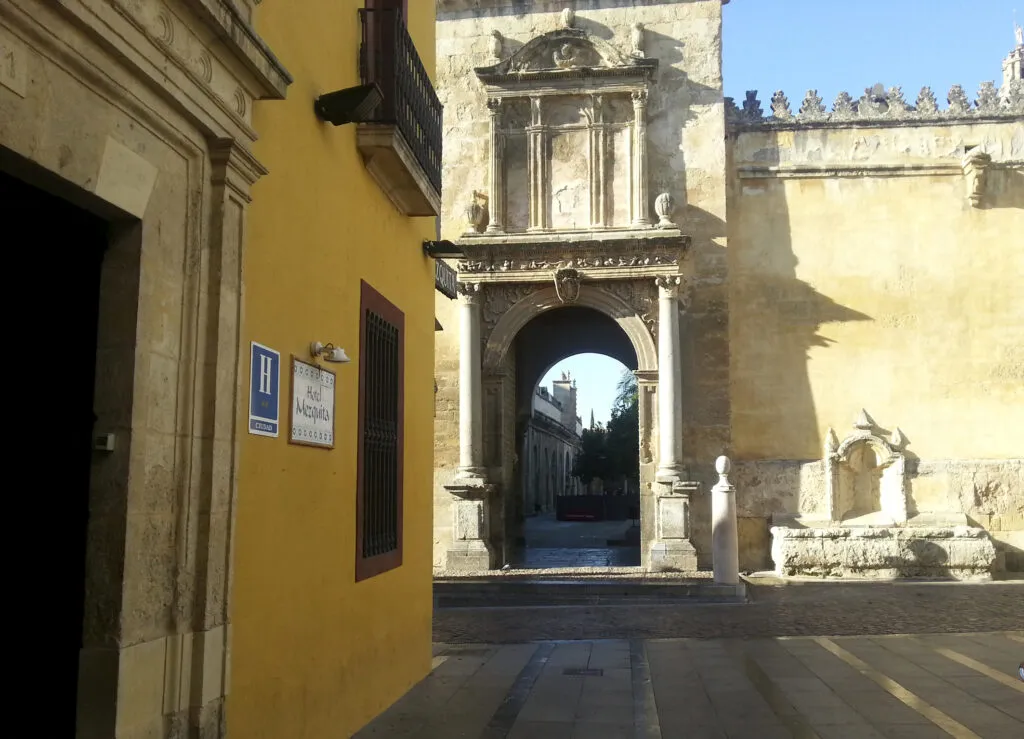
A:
[356,280,405,581]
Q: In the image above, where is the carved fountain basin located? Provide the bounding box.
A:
[770,514,997,581]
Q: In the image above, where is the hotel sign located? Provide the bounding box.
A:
[434,258,458,299]
[249,342,280,437]
[289,358,336,448]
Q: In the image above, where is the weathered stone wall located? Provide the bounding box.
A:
[434,0,730,570]
[727,118,1024,570]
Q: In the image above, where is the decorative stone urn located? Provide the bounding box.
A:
[654,192,676,228]
[465,190,489,234]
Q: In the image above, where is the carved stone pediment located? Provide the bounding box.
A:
[475,28,657,85]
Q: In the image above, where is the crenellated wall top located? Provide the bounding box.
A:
[727,81,1024,131]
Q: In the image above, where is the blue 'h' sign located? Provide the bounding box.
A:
[249,342,280,437]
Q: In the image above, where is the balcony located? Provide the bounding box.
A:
[358,8,442,216]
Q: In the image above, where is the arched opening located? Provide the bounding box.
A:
[510,305,643,569]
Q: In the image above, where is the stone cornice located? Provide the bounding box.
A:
[528,412,581,445]
[183,0,292,99]
[439,0,729,10]
[457,229,690,278]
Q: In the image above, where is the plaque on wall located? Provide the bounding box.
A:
[248,342,280,438]
[289,357,336,448]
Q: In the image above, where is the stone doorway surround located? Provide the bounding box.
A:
[0,1,289,736]
[434,5,715,574]
[443,231,700,572]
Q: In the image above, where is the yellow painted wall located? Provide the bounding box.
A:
[230,2,437,737]
[728,123,1024,462]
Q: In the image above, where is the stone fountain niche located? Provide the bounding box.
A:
[828,414,909,526]
[771,410,997,580]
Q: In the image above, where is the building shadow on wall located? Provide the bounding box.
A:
[680,129,875,569]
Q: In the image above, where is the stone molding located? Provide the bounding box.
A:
[457,230,689,278]
[727,82,1024,131]
[735,161,1024,180]
[438,0,728,11]
[210,137,270,202]
[177,0,291,98]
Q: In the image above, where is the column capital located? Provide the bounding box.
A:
[458,281,483,303]
[655,274,682,295]
[487,96,503,115]
[631,88,649,108]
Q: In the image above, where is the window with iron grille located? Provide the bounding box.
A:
[356,280,404,581]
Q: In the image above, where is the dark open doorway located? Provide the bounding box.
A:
[2,169,108,731]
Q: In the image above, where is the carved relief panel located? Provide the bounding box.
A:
[472,25,658,236]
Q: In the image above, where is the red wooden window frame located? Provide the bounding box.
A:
[355,280,405,582]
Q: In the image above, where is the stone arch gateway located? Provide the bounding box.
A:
[432,3,713,574]
[440,251,700,572]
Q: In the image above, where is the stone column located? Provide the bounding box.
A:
[655,275,684,483]
[648,277,697,572]
[445,281,495,570]
[590,94,606,228]
[455,282,485,482]
[631,88,651,227]
[527,96,546,231]
[711,456,740,585]
[486,97,505,233]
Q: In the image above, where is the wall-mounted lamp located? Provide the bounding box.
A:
[314,83,383,126]
[423,240,465,259]
[310,342,351,363]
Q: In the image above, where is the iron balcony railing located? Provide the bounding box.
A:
[359,8,443,195]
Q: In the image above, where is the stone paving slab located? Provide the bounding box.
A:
[356,632,1024,738]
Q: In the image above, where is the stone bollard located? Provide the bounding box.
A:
[711,455,740,585]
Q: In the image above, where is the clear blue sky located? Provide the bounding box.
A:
[723,0,1019,105]
[541,1,1019,426]
[541,354,629,428]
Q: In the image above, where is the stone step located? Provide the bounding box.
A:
[433,578,747,608]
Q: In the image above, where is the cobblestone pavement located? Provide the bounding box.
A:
[523,516,638,548]
[513,516,642,568]
[513,547,641,569]
[434,580,1023,643]
[357,632,1024,738]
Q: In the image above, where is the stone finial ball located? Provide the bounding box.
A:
[715,456,731,474]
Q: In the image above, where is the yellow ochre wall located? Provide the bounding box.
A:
[729,123,1024,463]
[230,2,437,737]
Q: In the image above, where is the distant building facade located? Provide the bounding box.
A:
[522,374,584,514]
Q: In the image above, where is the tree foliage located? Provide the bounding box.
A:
[571,370,639,485]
